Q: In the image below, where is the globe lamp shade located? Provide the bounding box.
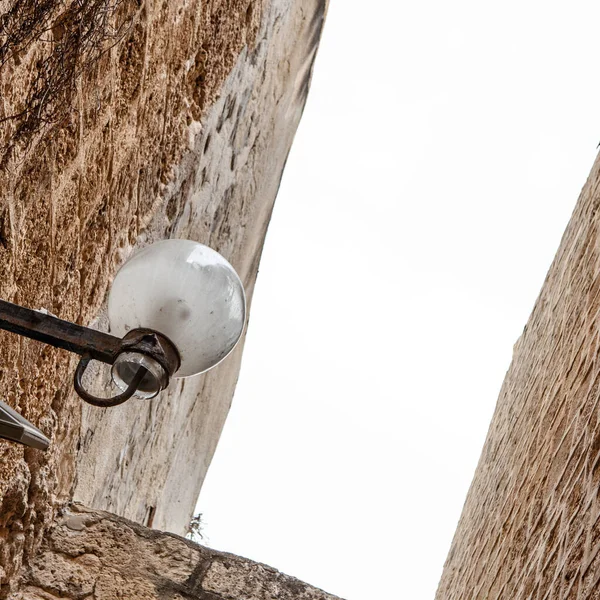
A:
[108,240,246,392]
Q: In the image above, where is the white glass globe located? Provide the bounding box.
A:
[108,240,246,378]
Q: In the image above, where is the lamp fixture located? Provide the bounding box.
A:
[0,239,246,451]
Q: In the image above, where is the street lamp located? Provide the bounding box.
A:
[0,239,246,450]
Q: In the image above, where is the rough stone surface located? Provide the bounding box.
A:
[11,504,343,600]
[0,0,327,594]
[73,0,328,536]
[436,153,600,598]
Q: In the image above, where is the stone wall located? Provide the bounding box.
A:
[14,504,341,600]
[0,0,328,593]
[436,153,600,598]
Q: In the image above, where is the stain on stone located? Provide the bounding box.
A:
[145,505,156,528]
[64,514,86,532]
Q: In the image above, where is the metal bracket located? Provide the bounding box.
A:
[0,299,181,449]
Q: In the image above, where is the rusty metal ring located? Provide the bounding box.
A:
[74,356,148,407]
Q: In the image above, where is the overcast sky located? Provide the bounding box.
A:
[197,2,600,598]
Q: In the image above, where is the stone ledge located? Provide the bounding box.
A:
[13,504,343,600]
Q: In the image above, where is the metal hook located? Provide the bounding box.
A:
[74,356,148,408]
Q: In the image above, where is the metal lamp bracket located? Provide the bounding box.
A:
[0,299,181,449]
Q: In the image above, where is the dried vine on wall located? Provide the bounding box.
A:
[0,0,136,165]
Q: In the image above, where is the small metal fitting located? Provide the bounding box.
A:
[73,328,181,407]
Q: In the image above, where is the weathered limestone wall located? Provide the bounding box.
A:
[0,0,327,594]
[73,0,328,536]
[13,503,342,600]
[437,154,600,598]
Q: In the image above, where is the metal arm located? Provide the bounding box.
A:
[0,299,122,363]
[0,299,180,449]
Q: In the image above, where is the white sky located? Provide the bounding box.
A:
[197,2,600,599]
